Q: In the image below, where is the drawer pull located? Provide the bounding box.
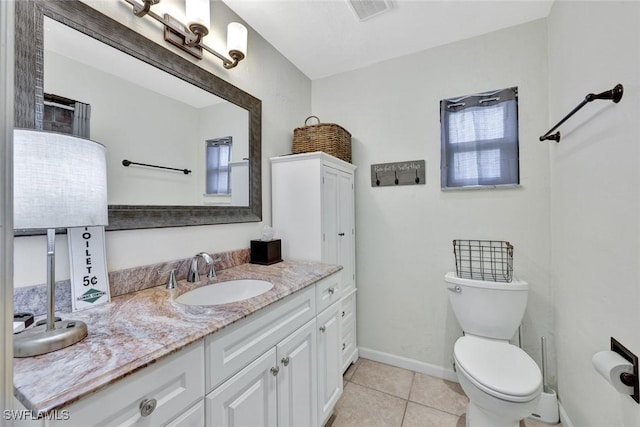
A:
[338,233,345,236]
[139,398,157,417]
[281,356,290,367]
[328,287,335,295]
[341,311,345,317]
[271,366,280,376]
[319,325,326,333]
[342,343,346,350]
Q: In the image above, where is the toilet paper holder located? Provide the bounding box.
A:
[611,337,639,403]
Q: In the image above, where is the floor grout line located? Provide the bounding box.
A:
[347,377,412,402]
[398,397,409,427]
[398,372,416,427]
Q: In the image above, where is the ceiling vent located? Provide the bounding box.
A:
[347,0,392,21]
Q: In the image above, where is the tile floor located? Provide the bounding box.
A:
[329,358,562,427]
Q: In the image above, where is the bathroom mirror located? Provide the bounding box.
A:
[14,0,262,233]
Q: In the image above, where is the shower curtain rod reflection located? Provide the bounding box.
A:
[539,83,623,142]
[122,159,191,175]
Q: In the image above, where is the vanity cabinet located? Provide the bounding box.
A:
[272,152,358,372]
[205,273,341,427]
[28,272,341,427]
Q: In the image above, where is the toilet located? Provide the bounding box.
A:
[445,272,542,427]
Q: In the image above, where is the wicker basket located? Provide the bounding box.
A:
[293,116,352,163]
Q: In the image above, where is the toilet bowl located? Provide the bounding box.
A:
[454,335,542,427]
[445,273,542,427]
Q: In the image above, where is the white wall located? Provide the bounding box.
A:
[198,102,249,163]
[13,0,311,287]
[46,51,204,206]
[312,20,552,376]
[548,2,640,426]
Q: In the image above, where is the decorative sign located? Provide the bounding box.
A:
[371,160,426,187]
[68,226,110,311]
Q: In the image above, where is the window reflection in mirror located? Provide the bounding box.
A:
[43,16,250,207]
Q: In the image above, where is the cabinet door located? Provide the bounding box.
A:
[321,166,339,266]
[206,348,277,427]
[337,170,355,294]
[317,302,343,426]
[276,319,318,427]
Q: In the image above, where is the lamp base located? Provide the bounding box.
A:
[14,320,88,358]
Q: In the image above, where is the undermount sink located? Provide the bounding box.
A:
[175,279,274,306]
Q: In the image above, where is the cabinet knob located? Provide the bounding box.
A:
[281,356,290,366]
[139,398,157,417]
[271,366,280,376]
[341,311,345,317]
[328,287,335,295]
[319,325,326,333]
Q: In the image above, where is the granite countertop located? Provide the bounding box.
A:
[13,260,341,414]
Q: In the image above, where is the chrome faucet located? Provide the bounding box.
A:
[187,252,215,282]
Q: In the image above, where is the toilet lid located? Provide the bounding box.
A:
[454,336,542,401]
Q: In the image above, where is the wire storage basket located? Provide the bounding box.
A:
[453,240,513,283]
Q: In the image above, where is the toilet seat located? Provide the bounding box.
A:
[454,335,542,403]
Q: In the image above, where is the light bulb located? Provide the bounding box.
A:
[227,22,247,58]
[186,0,210,32]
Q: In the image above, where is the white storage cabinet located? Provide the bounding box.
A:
[271,152,358,372]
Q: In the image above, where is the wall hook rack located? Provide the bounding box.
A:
[540,83,623,143]
[370,160,425,187]
[122,159,191,175]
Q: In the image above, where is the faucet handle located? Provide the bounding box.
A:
[206,254,222,278]
[207,265,216,278]
[158,269,178,289]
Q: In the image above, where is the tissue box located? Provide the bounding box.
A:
[250,240,282,265]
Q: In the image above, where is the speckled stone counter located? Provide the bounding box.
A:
[13,260,341,414]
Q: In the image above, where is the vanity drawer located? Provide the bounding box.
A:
[205,285,316,392]
[49,341,204,427]
[340,290,355,331]
[342,326,356,358]
[316,272,342,314]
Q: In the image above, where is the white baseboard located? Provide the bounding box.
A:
[357,346,458,383]
[558,401,574,427]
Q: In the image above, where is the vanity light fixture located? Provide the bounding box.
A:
[124,0,248,69]
[13,130,108,357]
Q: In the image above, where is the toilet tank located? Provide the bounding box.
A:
[445,272,528,340]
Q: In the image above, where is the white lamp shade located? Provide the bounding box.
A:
[186,0,210,30]
[13,129,108,230]
[227,22,247,56]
